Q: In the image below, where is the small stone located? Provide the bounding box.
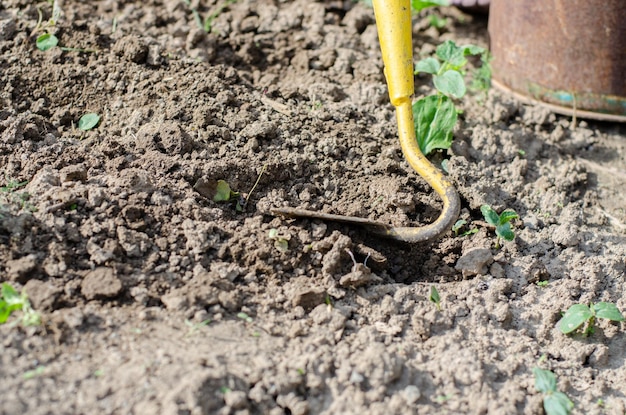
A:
[112,35,148,63]
[145,44,163,67]
[349,370,364,384]
[60,164,87,182]
[0,14,17,40]
[24,279,61,311]
[5,254,38,282]
[81,267,123,300]
[218,291,241,311]
[62,307,85,329]
[402,385,421,405]
[161,293,188,311]
[291,287,327,311]
[224,390,248,410]
[193,177,218,199]
[87,187,106,207]
[455,248,493,277]
[551,223,579,247]
[339,264,382,288]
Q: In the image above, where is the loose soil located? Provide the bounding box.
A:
[1,1,625,414]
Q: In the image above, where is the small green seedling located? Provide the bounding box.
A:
[413,40,487,155]
[0,283,41,326]
[480,204,519,248]
[1,179,28,193]
[451,219,465,235]
[36,33,58,51]
[533,366,574,415]
[237,312,253,323]
[0,179,34,212]
[429,285,441,311]
[469,51,492,94]
[34,0,61,51]
[537,280,549,288]
[183,0,238,33]
[411,0,449,12]
[268,228,290,253]
[23,366,46,380]
[451,219,478,237]
[559,302,624,336]
[184,318,211,337]
[427,14,448,29]
[213,180,244,211]
[435,394,453,404]
[78,113,100,131]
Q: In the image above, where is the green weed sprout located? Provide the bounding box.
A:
[268,229,290,253]
[213,180,244,211]
[34,0,61,51]
[1,179,34,212]
[78,113,100,131]
[559,302,624,336]
[533,366,574,415]
[411,0,449,13]
[183,0,238,33]
[480,204,518,248]
[237,312,253,323]
[0,283,41,326]
[413,40,487,155]
[184,318,211,337]
[429,285,441,311]
[427,14,448,29]
[451,219,478,237]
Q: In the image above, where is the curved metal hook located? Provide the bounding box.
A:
[272,0,460,243]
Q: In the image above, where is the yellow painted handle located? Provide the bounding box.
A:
[372,0,460,242]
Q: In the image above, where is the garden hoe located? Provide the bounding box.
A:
[273,0,460,243]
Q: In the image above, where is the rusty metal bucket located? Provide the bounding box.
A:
[488,0,626,122]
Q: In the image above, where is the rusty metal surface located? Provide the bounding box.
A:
[488,0,626,120]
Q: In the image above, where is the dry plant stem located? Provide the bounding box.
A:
[273,0,460,243]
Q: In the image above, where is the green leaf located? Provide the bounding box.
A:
[533,367,557,394]
[411,0,449,13]
[480,205,500,226]
[412,95,457,155]
[36,33,58,51]
[415,57,441,75]
[0,283,26,324]
[559,304,593,334]
[498,209,519,225]
[214,180,232,202]
[593,302,625,322]
[495,223,515,241]
[428,15,447,29]
[78,113,100,131]
[544,391,574,415]
[461,44,486,56]
[429,285,440,305]
[435,40,458,62]
[2,283,22,306]
[436,40,466,68]
[433,70,466,98]
[237,312,253,323]
[452,219,466,233]
[0,301,11,323]
[274,239,289,252]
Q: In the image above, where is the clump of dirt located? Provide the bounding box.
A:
[1,1,625,414]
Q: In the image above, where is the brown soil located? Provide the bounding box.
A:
[1,1,625,414]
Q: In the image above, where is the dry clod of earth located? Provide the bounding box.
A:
[1,1,625,414]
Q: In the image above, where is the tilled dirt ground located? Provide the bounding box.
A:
[1,1,625,414]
